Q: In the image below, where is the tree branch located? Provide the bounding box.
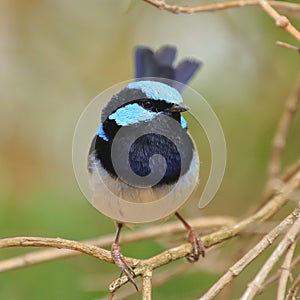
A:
[264,75,300,197]
[277,241,296,300]
[287,272,300,300]
[277,41,300,53]
[199,205,300,300]
[240,207,300,299]
[103,263,192,300]
[258,0,300,42]
[0,237,123,265]
[143,0,300,51]
[142,269,152,300]
[258,254,300,294]
[0,215,234,273]
[142,1,300,15]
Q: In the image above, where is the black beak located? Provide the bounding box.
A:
[165,103,190,113]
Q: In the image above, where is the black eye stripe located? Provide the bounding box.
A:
[142,101,153,109]
[139,99,173,112]
[108,98,174,114]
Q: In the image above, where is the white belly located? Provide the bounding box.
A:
[88,151,199,222]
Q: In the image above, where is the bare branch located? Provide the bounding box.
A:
[0,215,234,273]
[277,242,296,300]
[0,237,117,264]
[199,206,300,300]
[258,0,300,42]
[142,269,152,300]
[240,206,300,300]
[109,242,195,292]
[103,264,192,300]
[264,75,300,197]
[143,0,300,52]
[142,1,300,15]
[281,159,300,183]
[258,255,300,294]
[287,272,300,300]
[277,41,300,53]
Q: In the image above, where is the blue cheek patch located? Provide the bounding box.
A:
[96,124,109,141]
[181,116,188,129]
[108,103,158,126]
[127,81,183,104]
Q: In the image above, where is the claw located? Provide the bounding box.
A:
[174,212,205,262]
[186,229,205,262]
[111,243,139,291]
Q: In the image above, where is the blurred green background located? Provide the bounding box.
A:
[0,0,299,299]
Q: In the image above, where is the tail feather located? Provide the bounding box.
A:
[134,47,156,78]
[134,45,201,92]
[157,65,174,80]
[154,45,176,66]
[174,60,201,91]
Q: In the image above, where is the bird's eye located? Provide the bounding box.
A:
[142,101,153,110]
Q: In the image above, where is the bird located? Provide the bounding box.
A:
[88,45,205,290]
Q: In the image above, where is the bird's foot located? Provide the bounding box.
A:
[111,243,138,291]
[186,229,205,262]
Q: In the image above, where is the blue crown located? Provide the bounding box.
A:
[127,81,183,104]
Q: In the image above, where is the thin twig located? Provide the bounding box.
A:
[258,0,300,42]
[100,264,192,300]
[0,237,121,264]
[142,269,152,300]
[142,1,300,15]
[0,216,234,273]
[287,273,300,300]
[258,255,300,294]
[264,75,300,197]
[143,0,300,53]
[109,242,196,292]
[240,207,300,300]
[199,206,300,300]
[277,41,300,53]
[281,159,300,184]
[277,241,296,300]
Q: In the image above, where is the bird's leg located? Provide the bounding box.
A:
[175,212,205,262]
[111,222,138,291]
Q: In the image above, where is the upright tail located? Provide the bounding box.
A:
[134,45,202,92]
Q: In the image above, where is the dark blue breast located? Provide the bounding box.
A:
[128,133,182,184]
[89,111,194,187]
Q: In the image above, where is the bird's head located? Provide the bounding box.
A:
[98,80,189,141]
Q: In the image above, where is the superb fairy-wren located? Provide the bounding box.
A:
[88,45,205,289]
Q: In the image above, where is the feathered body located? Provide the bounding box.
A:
[88,46,201,214]
[87,46,205,281]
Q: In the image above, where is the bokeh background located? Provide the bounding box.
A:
[0,0,299,299]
